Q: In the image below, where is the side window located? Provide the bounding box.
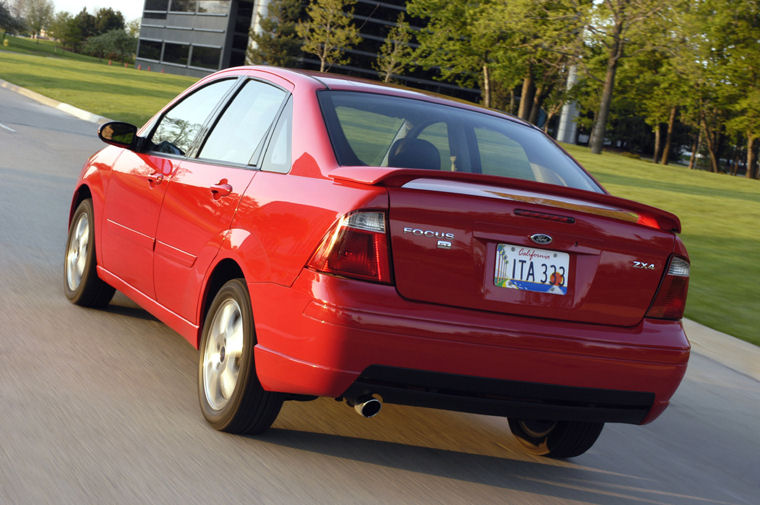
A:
[150,79,235,156]
[199,80,287,165]
[474,127,533,180]
[261,97,292,173]
[416,122,451,171]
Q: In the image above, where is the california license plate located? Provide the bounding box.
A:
[494,243,569,295]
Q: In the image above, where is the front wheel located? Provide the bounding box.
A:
[63,199,115,307]
[508,418,604,458]
[198,278,282,434]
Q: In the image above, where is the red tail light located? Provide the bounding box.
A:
[308,211,393,284]
[646,256,690,320]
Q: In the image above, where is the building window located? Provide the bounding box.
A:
[191,46,221,69]
[170,0,197,12]
[144,0,169,10]
[164,42,190,65]
[144,11,167,19]
[198,0,229,14]
[138,40,162,60]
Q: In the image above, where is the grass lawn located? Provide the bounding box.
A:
[1,37,758,345]
[1,37,196,126]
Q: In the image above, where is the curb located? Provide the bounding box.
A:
[1,78,758,382]
[683,318,760,382]
[0,78,112,125]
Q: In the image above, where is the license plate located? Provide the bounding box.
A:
[494,243,569,295]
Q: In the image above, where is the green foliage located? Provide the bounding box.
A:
[246,0,303,67]
[373,12,413,83]
[93,7,124,35]
[83,28,137,63]
[0,1,25,37]
[296,0,360,72]
[20,0,53,38]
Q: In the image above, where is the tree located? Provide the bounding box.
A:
[21,0,53,40]
[296,0,360,73]
[374,12,413,83]
[407,0,512,108]
[126,18,140,38]
[83,28,137,63]
[585,0,666,154]
[93,7,124,35]
[246,0,303,67]
[1,0,26,40]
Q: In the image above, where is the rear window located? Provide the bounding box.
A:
[318,91,601,192]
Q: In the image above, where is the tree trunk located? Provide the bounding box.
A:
[688,129,701,170]
[652,124,661,164]
[528,86,545,125]
[482,63,491,109]
[509,89,515,116]
[517,74,535,121]
[589,21,624,155]
[702,122,719,173]
[660,106,677,164]
[747,134,758,179]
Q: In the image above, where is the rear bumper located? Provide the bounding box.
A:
[250,270,690,425]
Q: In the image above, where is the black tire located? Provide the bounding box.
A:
[508,418,604,458]
[63,199,115,308]
[198,278,282,434]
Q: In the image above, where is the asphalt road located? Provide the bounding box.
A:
[1,85,758,505]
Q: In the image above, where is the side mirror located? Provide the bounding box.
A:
[98,121,138,149]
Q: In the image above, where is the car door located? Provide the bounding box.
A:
[153,77,291,323]
[100,78,236,298]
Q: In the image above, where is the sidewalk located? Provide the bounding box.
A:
[2,78,758,383]
[683,318,760,381]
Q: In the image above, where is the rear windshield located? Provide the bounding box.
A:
[318,91,602,193]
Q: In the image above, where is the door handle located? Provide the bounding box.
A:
[147,173,163,186]
[210,182,233,198]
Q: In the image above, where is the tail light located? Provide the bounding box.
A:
[308,211,392,284]
[646,256,690,320]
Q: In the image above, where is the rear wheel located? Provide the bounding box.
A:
[64,199,115,307]
[198,278,282,434]
[508,418,604,458]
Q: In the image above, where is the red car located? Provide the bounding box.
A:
[64,66,690,458]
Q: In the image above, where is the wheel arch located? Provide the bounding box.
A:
[198,258,246,348]
[69,184,92,225]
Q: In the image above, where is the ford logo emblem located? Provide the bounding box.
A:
[530,233,553,245]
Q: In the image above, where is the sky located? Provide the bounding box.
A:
[51,0,143,22]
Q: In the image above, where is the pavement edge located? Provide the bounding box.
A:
[0,78,111,125]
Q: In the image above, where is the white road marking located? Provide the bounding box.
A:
[0,122,16,133]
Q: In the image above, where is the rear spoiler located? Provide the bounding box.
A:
[329,166,681,233]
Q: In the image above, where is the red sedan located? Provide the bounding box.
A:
[64,66,690,458]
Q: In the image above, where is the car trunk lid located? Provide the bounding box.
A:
[331,168,679,327]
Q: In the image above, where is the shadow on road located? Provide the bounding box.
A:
[257,428,737,505]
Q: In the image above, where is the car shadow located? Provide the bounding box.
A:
[104,292,159,322]
[252,425,734,505]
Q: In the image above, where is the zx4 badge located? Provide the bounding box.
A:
[633,261,656,270]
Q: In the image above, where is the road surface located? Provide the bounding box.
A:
[1,85,758,505]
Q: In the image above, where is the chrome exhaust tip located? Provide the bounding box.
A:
[347,395,382,418]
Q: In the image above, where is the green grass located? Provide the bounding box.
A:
[564,144,760,345]
[1,37,196,125]
[1,39,758,344]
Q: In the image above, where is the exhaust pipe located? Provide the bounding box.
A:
[347,395,382,418]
